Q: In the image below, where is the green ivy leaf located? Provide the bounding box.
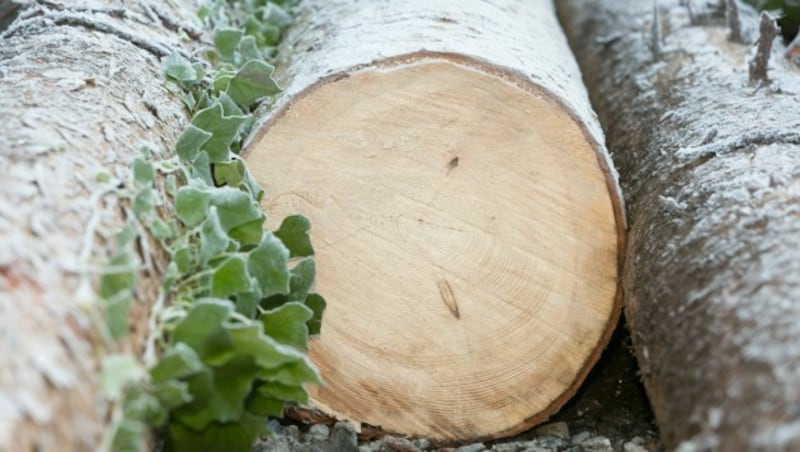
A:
[248,233,290,298]
[263,3,293,29]
[227,217,264,247]
[227,322,306,370]
[288,258,315,302]
[154,380,194,410]
[101,354,145,401]
[234,292,261,318]
[149,217,174,241]
[238,35,261,62]
[260,302,312,350]
[226,59,280,108]
[190,150,214,186]
[191,102,248,162]
[176,125,213,162]
[175,185,210,227]
[163,53,198,84]
[200,207,230,266]
[213,27,244,62]
[210,254,253,299]
[241,170,265,200]
[110,418,148,452]
[305,293,326,336]
[256,380,309,405]
[133,186,158,218]
[217,92,244,117]
[274,214,314,257]
[172,299,236,365]
[212,159,246,187]
[260,359,321,386]
[245,391,285,417]
[150,342,205,383]
[168,413,267,452]
[133,156,154,187]
[172,246,195,274]
[208,186,264,236]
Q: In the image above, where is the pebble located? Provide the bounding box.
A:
[254,422,660,452]
[331,422,358,452]
[532,422,570,439]
[379,436,421,452]
[455,443,486,452]
[571,431,592,444]
[307,423,330,441]
[623,436,649,452]
[579,436,613,452]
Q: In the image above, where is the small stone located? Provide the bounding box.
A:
[413,438,431,449]
[359,446,374,452]
[526,436,569,450]
[532,422,570,439]
[283,425,300,440]
[379,436,421,452]
[579,436,612,452]
[308,423,330,441]
[267,419,282,434]
[456,443,486,452]
[570,431,591,444]
[331,422,358,452]
[525,437,564,451]
[491,442,525,451]
[623,440,648,452]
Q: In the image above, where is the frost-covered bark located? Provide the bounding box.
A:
[0,1,198,450]
[558,0,800,449]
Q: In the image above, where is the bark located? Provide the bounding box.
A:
[558,0,800,450]
[0,1,198,450]
[244,0,625,443]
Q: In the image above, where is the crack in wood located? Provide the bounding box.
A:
[437,278,460,319]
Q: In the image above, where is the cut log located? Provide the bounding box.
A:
[243,0,625,442]
[558,0,800,449]
[0,1,196,450]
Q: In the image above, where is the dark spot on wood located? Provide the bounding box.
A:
[437,279,460,319]
[143,101,160,120]
[446,156,459,174]
[436,17,458,24]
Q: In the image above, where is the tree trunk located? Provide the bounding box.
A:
[0,1,196,450]
[243,0,625,443]
[558,0,800,449]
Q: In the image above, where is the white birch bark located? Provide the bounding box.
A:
[558,0,800,449]
[0,1,197,449]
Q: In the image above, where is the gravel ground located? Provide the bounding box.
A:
[255,326,664,452]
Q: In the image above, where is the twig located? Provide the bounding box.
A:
[725,0,745,43]
[651,0,662,59]
[748,12,780,86]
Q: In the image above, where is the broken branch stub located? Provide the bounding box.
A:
[749,11,781,85]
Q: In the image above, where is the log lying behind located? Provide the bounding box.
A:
[244,0,625,442]
[0,1,195,450]
[558,0,800,449]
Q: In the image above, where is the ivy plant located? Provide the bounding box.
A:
[96,1,325,451]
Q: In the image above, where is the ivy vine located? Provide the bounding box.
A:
[95,1,325,451]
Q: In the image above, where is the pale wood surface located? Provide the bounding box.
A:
[247,56,621,441]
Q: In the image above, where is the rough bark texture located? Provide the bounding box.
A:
[244,0,625,443]
[0,1,198,450]
[558,0,800,450]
